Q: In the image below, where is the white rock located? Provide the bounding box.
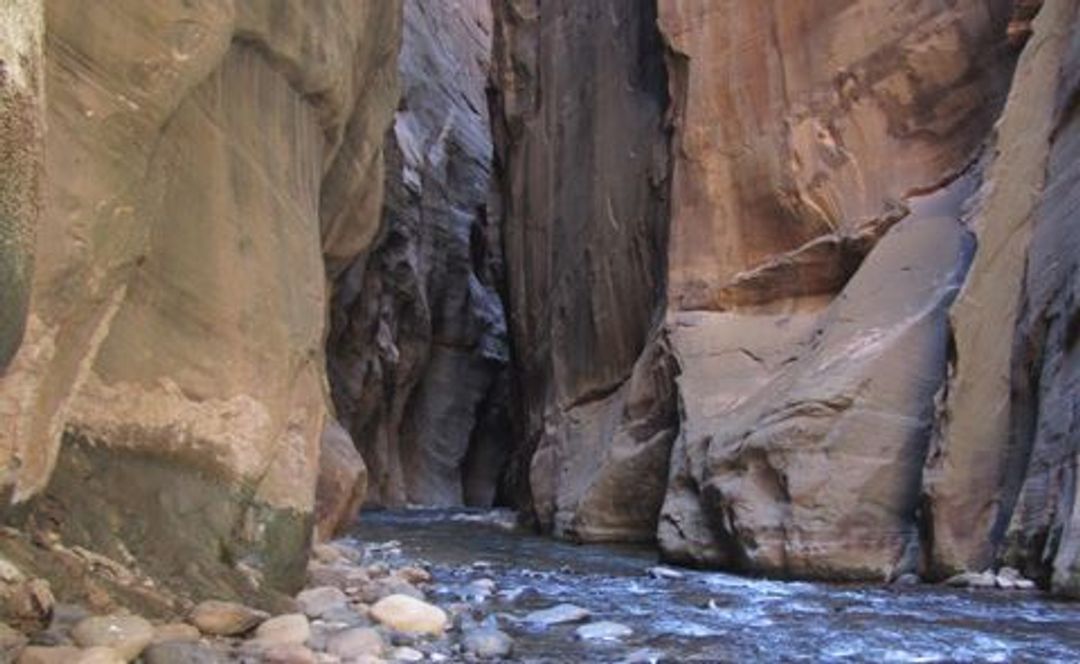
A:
[390,646,424,662]
[71,615,155,661]
[370,594,448,635]
[252,614,311,646]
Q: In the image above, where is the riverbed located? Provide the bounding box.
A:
[350,509,1080,663]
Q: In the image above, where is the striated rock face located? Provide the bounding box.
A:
[660,0,1015,312]
[490,0,675,540]
[0,0,401,610]
[922,0,1080,579]
[994,0,1080,594]
[0,0,43,370]
[327,0,509,508]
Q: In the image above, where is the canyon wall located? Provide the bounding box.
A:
[0,0,401,612]
[327,0,510,510]
[656,0,1015,580]
[490,0,676,541]
[490,0,1080,591]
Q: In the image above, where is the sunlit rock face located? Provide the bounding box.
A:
[327,0,510,510]
[490,0,676,541]
[0,0,400,609]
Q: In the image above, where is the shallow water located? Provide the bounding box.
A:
[350,509,1080,663]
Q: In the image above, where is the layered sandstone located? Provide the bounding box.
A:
[327,0,509,509]
[0,0,400,610]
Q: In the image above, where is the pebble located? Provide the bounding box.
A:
[189,600,268,636]
[395,566,432,585]
[142,641,227,664]
[17,646,84,664]
[252,613,311,646]
[462,626,513,659]
[576,621,633,641]
[370,595,448,635]
[524,603,591,626]
[259,643,318,664]
[296,586,348,618]
[358,577,425,604]
[151,622,201,644]
[71,614,154,661]
[325,626,384,659]
[75,647,125,664]
[390,646,424,661]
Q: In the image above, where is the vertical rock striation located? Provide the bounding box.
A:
[327,0,509,509]
[922,0,1080,579]
[0,0,401,610]
[490,0,675,541]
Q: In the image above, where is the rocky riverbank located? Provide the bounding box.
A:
[1,507,1077,663]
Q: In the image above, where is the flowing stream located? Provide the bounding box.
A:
[351,509,1080,663]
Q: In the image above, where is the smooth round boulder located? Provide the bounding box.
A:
[295,586,348,619]
[189,601,267,636]
[252,613,310,646]
[143,642,227,664]
[71,614,154,661]
[151,622,201,644]
[75,647,125,664]
[326,627,384,659]
[370,595,448,635]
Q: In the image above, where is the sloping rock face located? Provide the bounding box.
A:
[0,1,401,610]
[491,0,1034,578]
[922,0,1079,579]
[654,0,1017,580]
[327,0,510,508]
[490,0,675,540]
[0,0,43,370]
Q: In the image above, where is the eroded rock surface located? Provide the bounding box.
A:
[0,0,401,609]
[327,0,509,509]
[490,0,674,540]
[922,0,1080,579]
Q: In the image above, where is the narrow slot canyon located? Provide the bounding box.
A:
[0,0,1079,662]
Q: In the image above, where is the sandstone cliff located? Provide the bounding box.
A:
[489,0,1080,591]
[327,0,510,510]
[0,0,400,611]
[490,0,676,541]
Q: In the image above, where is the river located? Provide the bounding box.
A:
[350,509,1080,663]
